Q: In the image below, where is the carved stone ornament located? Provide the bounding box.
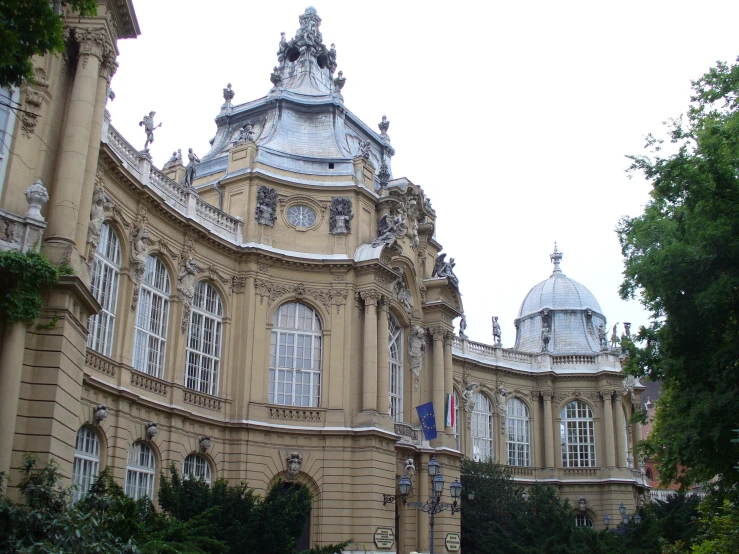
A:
[231,275,246,294]
[200,436,211,451]
[462,380,478,430]
[222,82,235,107]
[358,139,372,160]
[378,115,390,139]
[24,180,49,221]
[87,187,114,264]
[377,161,390,187]
[408,325,425,391]
[393,275,413,316]
[128,223,150,311]
[254,278,348,314]
[432,253,459,288]
[74,27,111,69]
[164,149,183,169]
[93,404,107,425]
[541,322,551,352]
[178,256,200,333]
[496,384,509,433]
[255,186,278,227]
[622,375,637,402]
[145,422,158,441]
[329,197,353,234]
[285,452,302,481]
[577,497,587,513]
[138,111,161,151]
[404,457,416,478]
[372,207,407,248]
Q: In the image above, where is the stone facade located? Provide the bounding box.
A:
[0,4,647,553]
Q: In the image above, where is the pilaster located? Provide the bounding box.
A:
[601,391,616,469]
[360,290,379,413]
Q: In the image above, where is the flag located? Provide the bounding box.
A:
[416,402,437,441]
[446,393,455,428]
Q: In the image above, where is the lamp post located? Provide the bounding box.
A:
[387,456,463,554]
[604,502,641,549]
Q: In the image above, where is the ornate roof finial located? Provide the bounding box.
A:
[550,242,563,276]
[378,115,390,138]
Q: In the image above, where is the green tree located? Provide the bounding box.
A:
[0,0,97,88]
[618,56,739,487]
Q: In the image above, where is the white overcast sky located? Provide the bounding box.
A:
[108,0,739,346]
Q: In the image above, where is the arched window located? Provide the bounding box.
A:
[506,398,530,466]
[575,514,594,528]
[186,282,223,396]
[183,454,212,485]
[133,255,171,378]
[471,392,493,461]
[561,400,596,467]
[72,427,100,502]
[269,302,322,407]
[454,390,461,451]
[125,442,155,500]
[88,223,121,357]
[388,315,403,422]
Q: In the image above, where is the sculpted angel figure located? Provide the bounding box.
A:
[138,111,161,151]
[394,276,413,315]
[371,212,404,248]
[408,325,425,379]
[432,253,459,287]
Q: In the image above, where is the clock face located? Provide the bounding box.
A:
[287,205,317,228]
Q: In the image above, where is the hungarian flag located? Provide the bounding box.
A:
[445,393,455,428]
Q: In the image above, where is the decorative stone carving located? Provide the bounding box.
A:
[286,452,302,480]
[610,323,620,350]
[182,148,200,188]
[232,123,257,146]
[138,111,161,151]
[164,149,183,169]
[404,457,415,478]
[93,404,107,425]
[178,256,199,333]
[358,140,372,160]
[459,315,468,339]
[462,381,478,430]
[231,276,246,294]
[87,187,114,264]
[598,322,608,351]
[620,322,632,355]
[577,497,587,512]
[277,32,289,61]
[432,254,459,288]
[255,186,278,226]
[408,325,425,392]
[393,275,413,316]
[200,436,211,451]
[496,384,509,433]
[254,278,348,313]
[377,161,390,188]
[20,112,39,138]
[488,316,502,346]
[372,208,406,248]
[129,223,150,310]
[329,197,353,234]
[333,70,345,92]
[622,375,637,402]
[541,322,551,352]
[145,422,158,441]
[222,83,235,108]
[24,180,48,220]
[378,115,390,139]
[327,43,337,73]
[74,27,110,68]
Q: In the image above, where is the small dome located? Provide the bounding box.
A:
[514,245,607,354]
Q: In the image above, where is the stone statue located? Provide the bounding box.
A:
[610,323,620,349]
[165,149,183,168]
[182,148,200,188]
[598,322,608,351]
[541,322,551,352]
[496,384,508,420]
[329,197,353,234]
[222,83,235,106]
[333,70,345,92]
[87,187,113,263]
[459,315,468,339]
[371,211,405,248]
[621,322,632,355]
[462,382,477,415]
[270,66,282,87]
[492,316,502,346]
[327,43,337,73]
[408,325,425,390]
[378,115,390,138]
[277,32,289,62]
[393,276,413,315]
[178,256,199,333]
[358,139,371,160]
[432,254,459,288]
[138,111,161,151]
[286,452,302,480]
[129,224,149,285]
[404,457,416,478]
[255,185,278,226]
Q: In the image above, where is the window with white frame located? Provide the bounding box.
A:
[507,398,530,466]
[561,400,596,467]
[269,302,322,407]
[471,392,493,461]
[72,427,100,502]
[87,223,121,357]
[454,390,461,451]
[388,315,403,422]
[186,282,223,396]
[575,514,594,528]
[133,256,170,378]
[125,442,155,500]
[183,454,212,484]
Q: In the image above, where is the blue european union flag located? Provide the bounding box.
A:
[416,402,437,441]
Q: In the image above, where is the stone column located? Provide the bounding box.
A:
[614,393,627,468]
[376,297,389,416]
[542,391,555,468]
[45,28,110,263]
[602,391,616,468]
[0,322,27,474]
[361,290,379,412]
[75,50,118,263]
[443,332,454,433]
[431,327,446,432]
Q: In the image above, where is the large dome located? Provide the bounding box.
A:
[514,245,607,354]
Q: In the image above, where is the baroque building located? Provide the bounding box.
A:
[0,3,648,552]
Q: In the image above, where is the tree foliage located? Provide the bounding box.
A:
[0,1,97,88]
[618,55,739,487]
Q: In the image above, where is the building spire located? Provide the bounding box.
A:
[550,242,563,276]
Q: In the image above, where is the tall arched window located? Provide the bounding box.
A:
[186,282,223,396]
[133,255,170,378]
[388,315,403,422]
[183,454,212,484]
[88,223,121,357]
[561,400,596,467]
[454,390,461,451]
[506,398,530,466]
[471,392,493,461]
[72,426,100,502]
[269,302,322,407]
[125,442,155,500]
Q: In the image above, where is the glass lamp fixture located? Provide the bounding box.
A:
[432,473,444,498]
[604,514,611,527]
[450,478,462,500]
[399,475,412,499]
[428,456,440,477]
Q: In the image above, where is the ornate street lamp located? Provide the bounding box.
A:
[604,502,641,549]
